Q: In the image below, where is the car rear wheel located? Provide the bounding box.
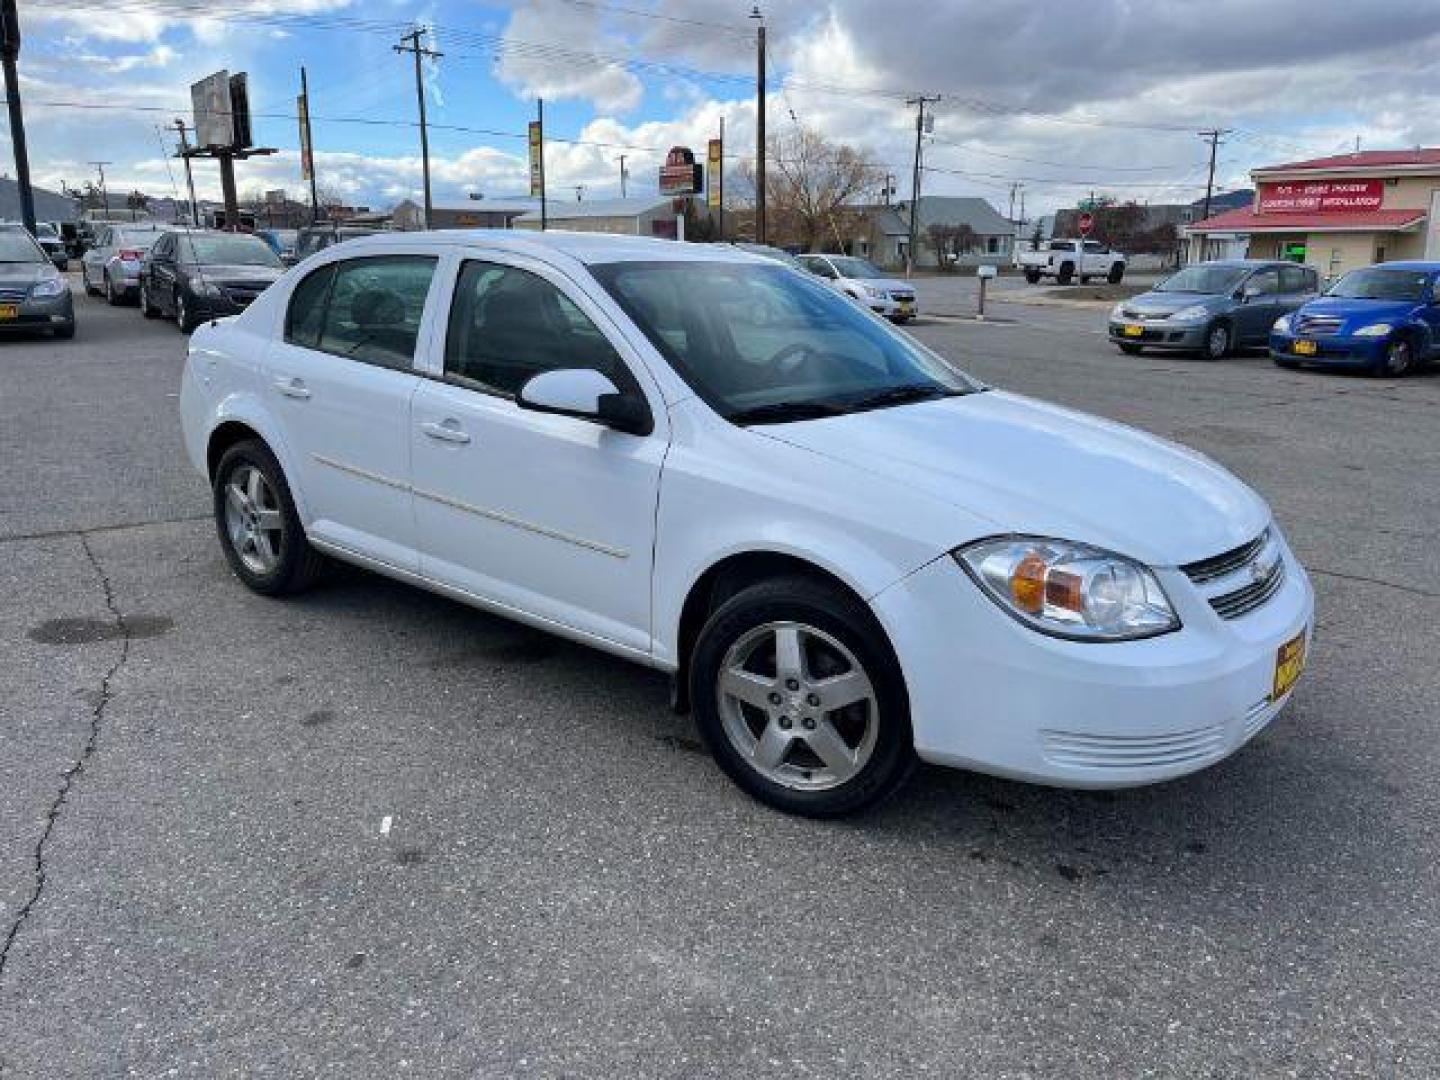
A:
[104,273,121,306]
[1203,321,1231,360]
[1107,263,1125,284]
[213,440,326,597]
[82,266,99,297]
[140,281,160,318]
[1023,268,1041,284]
[1375,338,1415,377]
[176,290,198,333]
[690,576,915,817]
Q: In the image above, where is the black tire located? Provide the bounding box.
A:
[82,266,99,297]
[176,290,199,333]
[1273,355,1301,370]
[1373,337,1415,377]
[1117,342,1143,355]
[1057,262,1075,285]
[1023,268,1041,284]
[212,439,326,597]
[1202,320,1231,360]
[140,281,160,318]
[1107,263,1125,284]
[689,575,916,817]
[53,321,75,340]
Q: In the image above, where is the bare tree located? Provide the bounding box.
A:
[924,221,977,270]
[740,127,884,252]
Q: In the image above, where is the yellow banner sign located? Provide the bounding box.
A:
[706,139,722,208]
[528,121,543,197]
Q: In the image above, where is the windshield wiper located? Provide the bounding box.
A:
[842,383,960,413]
[727,399,849,426]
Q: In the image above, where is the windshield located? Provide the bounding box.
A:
[591,260,980,425]
[1156,265,1249,294]
[827,256,884,279]
[35,223,58,238]
[114,230,161,250]
[180,234,283,267]
[1325,267,1431,301]
[0,229,46,263]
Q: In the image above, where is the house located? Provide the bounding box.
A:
[887,196,1017,269]
[393,195,541,231]
[1185,150,1440,276]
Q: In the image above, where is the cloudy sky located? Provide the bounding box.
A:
[11,0,1440,219]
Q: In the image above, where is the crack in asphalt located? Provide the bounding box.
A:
[0,534,131,983]
[0,513,212,546]
[1308,566,1440,600]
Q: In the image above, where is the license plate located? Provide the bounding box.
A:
[1122,324,1144,337]
[898,301,914,313]
[1272,630,1307,701]
[0,304,17,320]
[1294,340,1318,356]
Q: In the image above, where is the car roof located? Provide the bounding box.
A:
[1361,260,1440,272]
[325,228,762,267]
[1191,259,1294,269]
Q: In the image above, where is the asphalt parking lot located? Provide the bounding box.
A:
[2,280,1438,1077]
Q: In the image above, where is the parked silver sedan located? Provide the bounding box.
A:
[80,222,167,305]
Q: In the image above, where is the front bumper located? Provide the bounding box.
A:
[870,533,1314,788]
[862,293,918,319]
[1108,320,1208,349]
[0,292,75,332]
[1270,331,1384,367]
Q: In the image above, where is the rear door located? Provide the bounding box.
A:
[264,252,443,571]
[82,227,110,287]
[1236,266,1283,343]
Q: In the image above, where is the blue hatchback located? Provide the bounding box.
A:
[1271,261,1440,376]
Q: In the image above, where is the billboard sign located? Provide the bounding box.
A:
[228,72,253,150]
[659,146,703,198]
[706,139,722,209]
[191,71,233,149]
[1257,179,1383,213]
[528,121,544,197]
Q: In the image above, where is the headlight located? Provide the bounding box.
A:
[1170,304,1210,323]
[863,285,886,299]
[955,537,1180,642]
[30,276,68,298]
[1352,323,1392,337]
[194,280,225,298]
[1109,303,1127,320]
[1272,314,1292,333]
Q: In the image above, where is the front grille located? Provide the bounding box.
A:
[889,290,915,302]
[1295,314,1343,336]
[1041,724,1227,770]
[1210,561,1286,619]
[1180,531,1269,584]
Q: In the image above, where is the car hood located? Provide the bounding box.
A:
[758,390,1269,567]
[1296,295,1418,324]
[1123,290,1224,315]
[188,264,284,284]
[850,277,913,294]
[0,262,60,287]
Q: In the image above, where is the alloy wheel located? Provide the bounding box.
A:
[1384,340,1413,376]
[223,464,284,575]
[1206,324,1229,359]
[716,621,879,792]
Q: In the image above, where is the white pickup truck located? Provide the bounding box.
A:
[1017,239,1126,285]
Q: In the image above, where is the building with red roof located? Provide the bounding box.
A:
[1184,148,1440,276]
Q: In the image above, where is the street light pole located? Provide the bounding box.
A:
[173,119,199,226]
[0,0,35,233]
[905,95,939,277]
[751,6,766,245]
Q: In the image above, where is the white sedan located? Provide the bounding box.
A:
[179,231,1313,816]
[796,253,918,322]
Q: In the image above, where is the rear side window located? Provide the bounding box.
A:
[444,260,629,398]
[1048,241,1075,252]
[1280,265,1315,293]
[285,264,335,349]
[285,256,437,368]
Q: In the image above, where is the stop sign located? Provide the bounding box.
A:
[1078,211,1094,236]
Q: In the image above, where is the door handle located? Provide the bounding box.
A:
[420,419,471,444]
[273,376,311,400]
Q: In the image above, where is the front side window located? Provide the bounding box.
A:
[444,261,630,398]
[1280,265,1313,293]
[827,256,883,279]
[592,260,980,425]
[315,256,437,368]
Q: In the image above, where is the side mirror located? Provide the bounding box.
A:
[517,369,652,436]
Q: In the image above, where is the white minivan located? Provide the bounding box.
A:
[180,231,1313,816]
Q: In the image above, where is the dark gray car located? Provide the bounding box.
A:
[0,224,75,339]
[1109,260,1319,359]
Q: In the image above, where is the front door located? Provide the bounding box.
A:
[1236,266,1282,344]
[410,255,667,656]
[266,253,441,571]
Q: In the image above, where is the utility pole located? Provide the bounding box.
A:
[395,27,442,229]
[173,119,199,226]
[717,115,725,241]
[751,6,766,245]
[1,0,35,233]
[89,161,112,216]
[1199,128,1230,222]
[905,94,939,277]
[617,155,627,198]
[299,66,320,224]
[574,184,585,202]
[536,99,546,231]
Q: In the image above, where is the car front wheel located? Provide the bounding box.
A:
[690,576,915,817]
[213,439,326,596]
[1376,338,1415,377]
[140,280,160,318]
[176,290,200,333]
[1203,321,1231,360]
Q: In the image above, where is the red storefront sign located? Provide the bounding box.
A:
[1257,179,1383,213]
